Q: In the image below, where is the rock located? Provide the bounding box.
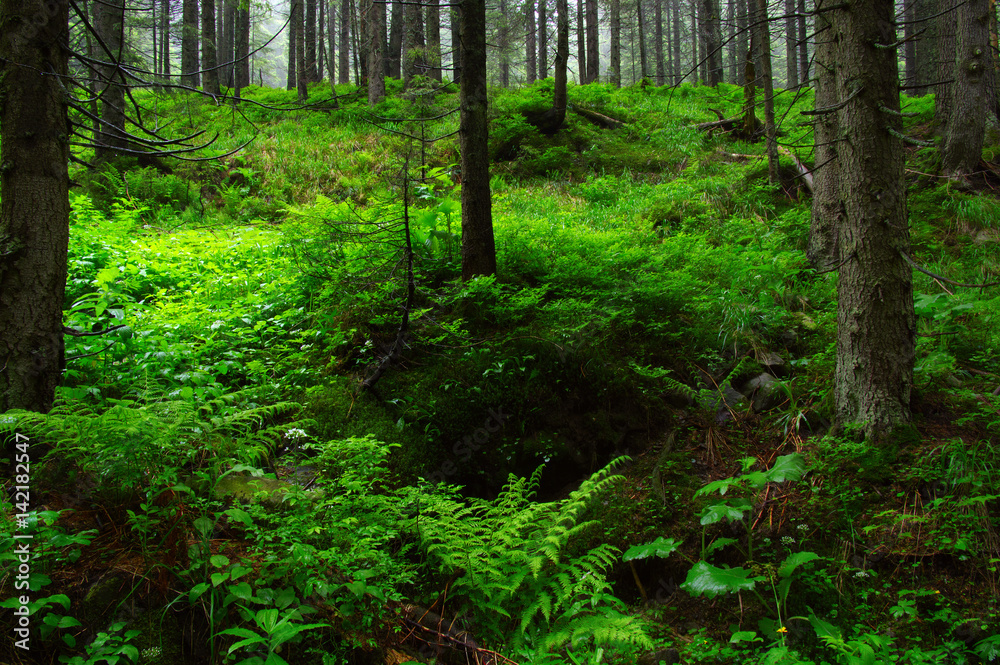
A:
[638,648,681,665]
[757,350,789,378]
[742,373,786,413]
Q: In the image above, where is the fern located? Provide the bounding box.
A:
[416,457,651,654]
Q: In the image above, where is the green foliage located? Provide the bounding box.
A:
[417,460,652,654]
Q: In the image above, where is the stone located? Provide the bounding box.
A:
[638,648,681,665]
[743,373,786,413]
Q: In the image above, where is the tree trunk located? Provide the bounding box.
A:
[203,0,220,94]
[182,0,200,87]
[554,0,569,119]
[388,0,403,78]
[707,0,722,84]
[941,0,990,178]
[903,0,916,93]
[223,0,236,86]
[611,0,622,86]
[527,0,538,83]
[796,0,807,82]
[306,0,319,81]
[577,0,586,82]
[726,0,736,83]
[539,0,548,76]
[755,0,778,180]
[785,0,797,87]
[298,0,309,99]
[736,0,747,84]
[672,0,682,83]
[368,0,386,102]
[340,0,351,83]
[235,4,250,91]
[319,0,326,80]
[451,2,462,79]
[329,0,338,90]
[427,0,441,80]
[586,0,599,82]
[163,0,173,81]
[807,0,841,270]
[94,0,128,160]
[0,0,71,414]
[355,0,367,86]
[403,0,425,86]
[459,0,496,279]
[833,0,915,440]
[638,0,648,79]
[691,0,698,83]
[499,0,511,85]
[288,1,299,89]
[936,0,956,128]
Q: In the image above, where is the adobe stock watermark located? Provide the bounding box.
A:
[11,431,33,651]
[424,407,511,483]
[7,1,68,51]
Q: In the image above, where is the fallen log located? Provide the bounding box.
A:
[570,104,626,129]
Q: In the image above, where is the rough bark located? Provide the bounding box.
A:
[94,0,128,161]
[555,0,569,114]
[785,0,797,87]
[941,0,990,178]
[499,0,511,85]
[388,0,403,78]
[297,0,309,99]
[807,0,841,270]
[911,0,938,93]
[638,0,648,79]
[736,0,747,84]
[539,0,548,76]
[702,0,722,85]
[427,0,441,80]
[288,1,299,89]
[936,0,957,129]
[368,0,386,101]
[610,0,622,86]
[162,0,172,80]
[182,0,200,87]
[0,0,71,414]
[726,0,736,83]
[903,0,916,92]
[306,0,319,81]
[586,0,599,82]
[339,0,350,83]
[203,0,220,94]
[527,0,538,83]
[833,0,915,439]
[403,0,425,86]
[577,0,586,82]
[459,0,496,279]
[223,0,236,86]
[235,3,249,90]
[797,0,807,82]
[451,2,462,79]
[672,0,682,83]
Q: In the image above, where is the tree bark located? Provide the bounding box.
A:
[203,0,220,94]
[539,0,548,76]
[936,0,957,129]
[298,0,309,99]
[702,0,722,85]
[736,0,747,84]
[306,0,319,81]
[586,0,599,82]
[499,0,511,85]
[785,0,797,87]
[182,0,200,87]
[903,0,916,93]
[577,0,586,82]
[807,0,840,270]
[451,2,462,80]
[755,0,778,179]
[833,0,915,439]
[459,0,496,279]
[235,3,249,91]
[403,0,425,86]
[655,0,665,85]
[288,1,299,89]
[388,0,403,78]
[611,0,622,86]
[339,0,351,83]
[672,0,682,83]
[427,0,442,80]
[555,0,569,114]
[0,0,71,414]
[94,0,128,160]
[797,0,807,82]
[368,0,386,102]
[941,0,990,178]
[162,0,173,80]
[527,0,538,83]
[638,0,648,79]
[726,0,736,83]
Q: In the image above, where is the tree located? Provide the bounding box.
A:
[655,0,665,85]
[610,0,622,86]
[339,0,351,83]
[539,0,548,76]
[368,0,386,102]
[235,2,250,90]
[941,0,990,179]
[831,0,915,438]
[755,0,777,179]
[586,0,599,82]
[785,0,797,87]
[577,0,586,82]
[297,0,309,99]
[426,0,442,80]
[701,0,722,85]
[306,0,319,82]
[388,0,403,78]
[93,0,128,162]
[182,0,200,87]
[203,0,220,95]
[0,0,71,414]
[459,0,496,279]
[288,0,299,89]
[807,0,840,271]
[527,0,538,83]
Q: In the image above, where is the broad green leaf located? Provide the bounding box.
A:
[704,537,738,557]
[210,554,231,568]
[189,582,210,604]
[699,499,752,525]
[622,537,682,561]
[225,508,253,526]
[778,551,821,579]
[211,572,229,587]
[255,608,279,633]
[680,561,760,598]
[730,630,762,644]
[765,454,808,483]
[807,612,841,641]
[695,477,738,497]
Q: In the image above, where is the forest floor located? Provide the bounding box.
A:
[3,80,1000,665]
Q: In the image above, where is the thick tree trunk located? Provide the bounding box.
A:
[459,0,496,279]
[223,0,236,86]
[182,0,200,87]
[941,0,990,178]
[451,3,462,79]
[306,0,319,81]
[903,0,916,92]
[298,0,309,99]
[638,0,648,79]
[388,0,403,78]
[94,0,128,160]
[555,0,569,113]
[577,0,586,82]
[736,0,747,84]
[235,4,249,91]
[427,0,442,80]
[703,0,722,85]
[586,0,599,82]
[0,0,71,414]
[527,0,538,83]
[319,0,326,80]
[403,0,425,86]
[539,0,548,76]
[339,0,351,83]
[672,0,682,83]
[611,0,622,86]
[807,0,841,270]
[691,1,698,83]
[368,0,386,102]
[499,0,511,85]
[162,0,172,80]
[833,0,915,440]
[203,0,220,94]
[726,0,736,83]
[797,0,807,82]
[288,1,299,89]
[936,0,957,129]
[785,0,797,87]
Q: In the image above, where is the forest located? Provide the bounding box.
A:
[2,0,1000,663]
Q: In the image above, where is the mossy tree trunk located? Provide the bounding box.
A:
[941,0,990,179]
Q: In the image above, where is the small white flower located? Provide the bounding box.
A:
[797,524,809,531]
[781,536,795,545]
[283,428,307,440]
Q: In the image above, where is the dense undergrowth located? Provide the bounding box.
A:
[2,78,1000,665]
